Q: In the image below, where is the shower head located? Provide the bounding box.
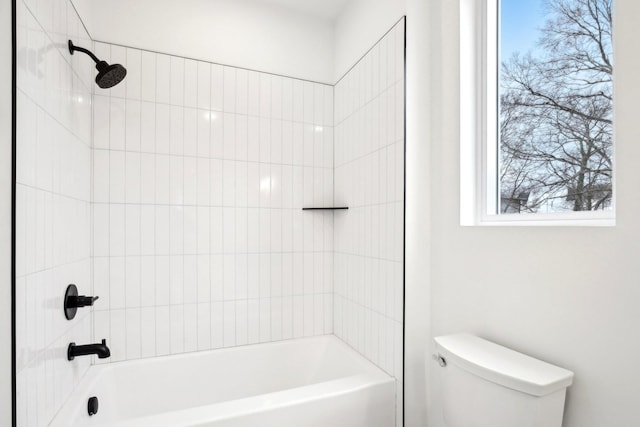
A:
[95,62,127,89]
[68,40,127,89]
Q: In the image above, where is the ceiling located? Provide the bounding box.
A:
[254,0,351,20]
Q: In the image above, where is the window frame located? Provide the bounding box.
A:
[460,0,616,227]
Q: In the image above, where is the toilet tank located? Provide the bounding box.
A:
[434,334,574,427]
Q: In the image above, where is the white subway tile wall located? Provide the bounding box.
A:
[334,19,405,427]
[91,43,336,363]
[15,3,405,425]
[15,0,94,425]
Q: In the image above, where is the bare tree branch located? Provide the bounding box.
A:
[499,0,613,213]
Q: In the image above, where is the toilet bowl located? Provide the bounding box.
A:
[434,334,574,427]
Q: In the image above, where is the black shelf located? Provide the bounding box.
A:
[302,207,349,211]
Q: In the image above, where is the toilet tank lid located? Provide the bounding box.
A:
[434,334,574,397]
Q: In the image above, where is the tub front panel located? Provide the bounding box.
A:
[50,336,395,427]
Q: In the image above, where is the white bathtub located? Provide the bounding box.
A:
[50,335,396,427]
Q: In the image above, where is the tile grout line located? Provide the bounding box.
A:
[152,51,158,358]
[122,44,129,362]
[106,43,113,363]
[138,47,143,359]
[93,38,333,87]
[220,65,226,349]
[245,71,250,345]
[208,61,213,351]
[189,52,195,355]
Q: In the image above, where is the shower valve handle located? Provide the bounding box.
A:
[64,284,99,320]
[69,295,99,308]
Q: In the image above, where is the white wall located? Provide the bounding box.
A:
[91,41,335,363]
[15,0,94,424]
[1,0,13,425]
[427,0,640,426]
[338,0,640,425]
[333,0,406,81]
[333,20,405,426]
[404,0,433,424]
[71,0,335,84]
[333,2,436,427]
[16,0,638,425]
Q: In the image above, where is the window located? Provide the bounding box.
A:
[461,0,614,225]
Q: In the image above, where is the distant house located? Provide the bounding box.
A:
[500,191,530,213]
[565,183,612,210]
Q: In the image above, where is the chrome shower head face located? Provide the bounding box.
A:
[69,40,127,89]
[95,61,127,89]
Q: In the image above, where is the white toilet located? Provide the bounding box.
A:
[434,334,574,427]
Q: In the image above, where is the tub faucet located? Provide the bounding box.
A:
[68,339,111,361]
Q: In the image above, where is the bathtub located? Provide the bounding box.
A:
[50,335,396,427]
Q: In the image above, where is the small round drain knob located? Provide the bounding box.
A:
[432,353,447,367]
[88,396,99,416]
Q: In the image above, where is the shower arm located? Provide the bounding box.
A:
[68,40,100,64]
[67,39,127,89]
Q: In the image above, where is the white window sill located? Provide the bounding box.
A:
[463,212,615,227]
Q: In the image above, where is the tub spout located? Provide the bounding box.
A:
[68,339,111,361]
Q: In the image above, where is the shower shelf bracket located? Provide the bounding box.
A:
[302,207,349,211]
